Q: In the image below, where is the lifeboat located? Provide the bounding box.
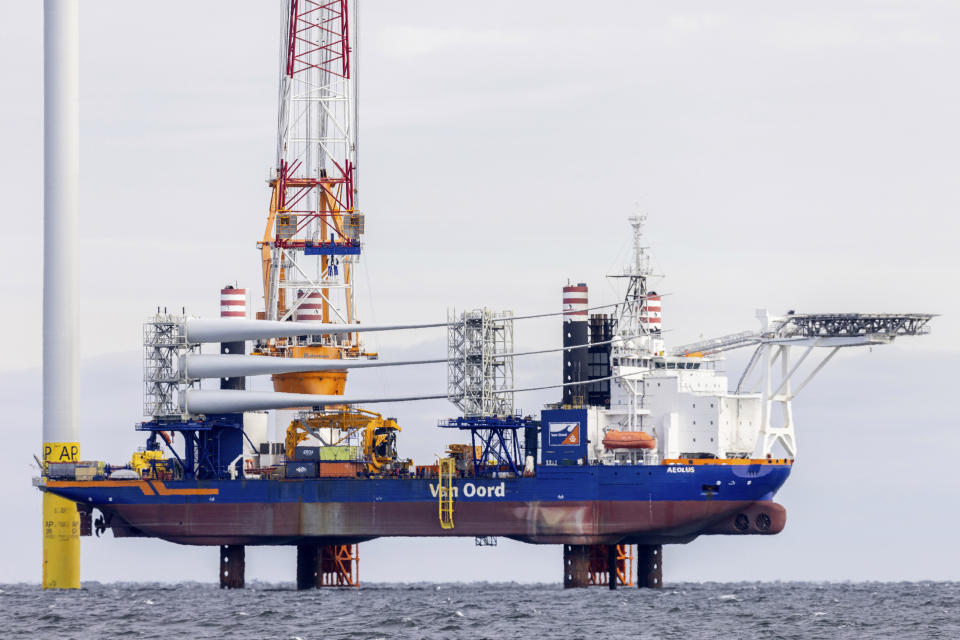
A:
[602,430,656,450]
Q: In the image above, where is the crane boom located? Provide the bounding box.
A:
[261,0,361,337]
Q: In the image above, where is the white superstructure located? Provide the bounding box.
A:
[582,218,933,464]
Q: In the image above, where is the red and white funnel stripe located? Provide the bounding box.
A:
[641,293,661,328]
[220,287,247,319]
[294,290,324,322]
[562,283,588,320]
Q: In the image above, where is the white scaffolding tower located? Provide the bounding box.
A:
[143,313,195,420]
[447,309,515,417]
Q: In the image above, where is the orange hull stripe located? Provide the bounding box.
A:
[46,479,219,496]
[150,481,219,496]
[46,480,156,495]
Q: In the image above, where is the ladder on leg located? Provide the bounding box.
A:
[438,458,455,530]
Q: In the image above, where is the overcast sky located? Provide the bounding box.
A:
[0,1,957,584]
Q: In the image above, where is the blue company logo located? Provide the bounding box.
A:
[548,422,581,446]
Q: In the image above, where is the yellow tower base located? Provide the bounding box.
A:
[42,441,80,589]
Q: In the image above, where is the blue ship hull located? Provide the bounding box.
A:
[44,462,791,546]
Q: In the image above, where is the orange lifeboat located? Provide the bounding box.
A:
[602,430,656,450]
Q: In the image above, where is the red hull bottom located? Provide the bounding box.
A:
[103,499,786,546]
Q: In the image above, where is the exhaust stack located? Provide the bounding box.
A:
[562,283,589,406]
[219,286,247,390]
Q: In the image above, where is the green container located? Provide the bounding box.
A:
[318,446,358,461]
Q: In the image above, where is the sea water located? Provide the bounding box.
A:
[1,581,958,639]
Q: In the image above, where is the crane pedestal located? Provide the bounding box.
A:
[220,544,245,589]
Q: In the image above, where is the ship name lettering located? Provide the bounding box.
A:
[667,466,695,474]
[429,482,505,498]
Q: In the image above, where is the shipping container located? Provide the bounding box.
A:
[284,461,316,478]
[47,462,76,479]
[317,462,362,477]
[318,446,358,461]
[294,446,320,460]
[294,445,358,461]
[75,467,98,481]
